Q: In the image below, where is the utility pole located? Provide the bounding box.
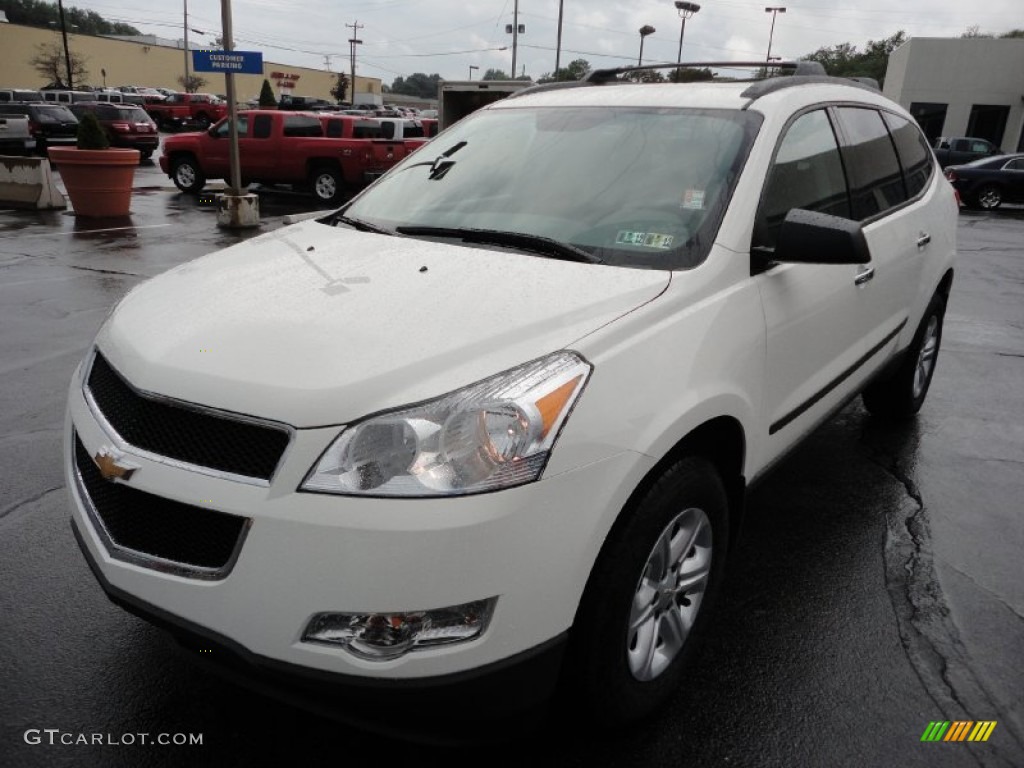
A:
[555,0,564,74]
[511,0,519,81]
[323,54,333,72]
[56,0,73,88]
[183,0,191,90]
[346,20,364,105]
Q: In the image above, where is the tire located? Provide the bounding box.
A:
[862,292,946,419]
[139,150,153,161]
[171,156,206,194]
[309,165,344,205]
[564,456,729,726]
[974,184,1002,210]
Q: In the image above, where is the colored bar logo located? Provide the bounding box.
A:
[921,721,997,742]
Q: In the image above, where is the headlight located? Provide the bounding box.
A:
[300,351,591,496]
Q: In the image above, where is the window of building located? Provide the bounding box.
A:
[908,102,947,144]
[967,104,1009,147]
[835,107,907,220]
[753,109,850,250]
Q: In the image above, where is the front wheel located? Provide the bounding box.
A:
[564,456,729,726]
[309,165,344,205]
[862,292,946,419]
[974,184,1003,210]
[171,156,206,194]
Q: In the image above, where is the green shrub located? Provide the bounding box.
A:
[258,79,277,108]
[76,111,110,150]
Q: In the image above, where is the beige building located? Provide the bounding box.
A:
[884,38,1024,153]
[0,22,382,104]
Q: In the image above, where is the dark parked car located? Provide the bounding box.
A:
[945,154,1024,210]
[0,102,78,154]
[932,136,1001,168]
[69,102,159,160]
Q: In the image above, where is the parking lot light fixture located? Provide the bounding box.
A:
[674,1,701,64]
[469,64,479,80]
[765,7,787,64]
[638,25,656,66]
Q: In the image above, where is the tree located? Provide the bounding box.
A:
[801,30,905,88]
[329,72,350,103]
[258,78,277,107]
[178,74,207,93]
[0,0,140,34]
[537,58,590,83]
[481,68,510,80]
[389,72,441,99]
[668,66,714,83]
[1001,29,1024,38]
[961,25,993,38]
[29,40,88,88]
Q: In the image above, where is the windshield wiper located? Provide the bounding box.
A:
[331,214,394,235]
[394,226,603,264]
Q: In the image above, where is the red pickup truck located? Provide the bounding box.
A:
[159,110,424,204]
[145,93,227,130]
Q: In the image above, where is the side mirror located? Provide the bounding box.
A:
[773,208,870,265]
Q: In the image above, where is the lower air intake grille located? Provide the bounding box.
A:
[74,434,249,577]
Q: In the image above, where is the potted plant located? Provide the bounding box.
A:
[48,111,140,217]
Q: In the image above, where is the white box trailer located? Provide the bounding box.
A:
[437,79,532,130]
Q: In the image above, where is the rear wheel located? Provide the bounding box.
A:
[139,149,153,161]
[862,292,946,419]
[171,155,205,194]
[564,456,728,726]
[309,165,344,205]
[974,184,1003,210]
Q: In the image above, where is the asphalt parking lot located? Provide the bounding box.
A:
[1,152,1022,767]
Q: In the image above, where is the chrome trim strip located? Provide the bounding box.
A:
[71,432,251,581]
[82,349,295,488]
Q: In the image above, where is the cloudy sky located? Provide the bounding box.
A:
[66,0,1023,84]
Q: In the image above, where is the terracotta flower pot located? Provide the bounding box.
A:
[48,147,140,218]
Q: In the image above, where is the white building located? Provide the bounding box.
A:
[884,38,1024,153]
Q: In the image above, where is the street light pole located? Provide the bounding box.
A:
[638,25,655,67]
[469,65,479,80]
[764,6,786,64]
[183,0,191,91]
[674,1,700,64]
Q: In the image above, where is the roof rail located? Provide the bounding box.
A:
[583,60,826,84]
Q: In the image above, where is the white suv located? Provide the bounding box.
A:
[66,62,955,731]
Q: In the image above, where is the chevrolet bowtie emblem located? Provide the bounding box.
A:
[93,448,139,482]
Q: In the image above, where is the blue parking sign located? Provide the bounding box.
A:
[192,50,263,75]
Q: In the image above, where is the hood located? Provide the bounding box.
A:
[97,220,669,427]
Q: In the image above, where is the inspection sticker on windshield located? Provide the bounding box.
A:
[682,189,706,210]
[616,230,675,250]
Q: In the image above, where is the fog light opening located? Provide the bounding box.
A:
[302,598,496,661]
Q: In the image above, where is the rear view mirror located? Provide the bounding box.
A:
[773,208,870,265]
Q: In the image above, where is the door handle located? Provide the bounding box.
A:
[916,232,931,248]
[855,266,875,285]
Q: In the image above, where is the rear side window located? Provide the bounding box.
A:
[353,121,383,139]
[754,109,850,250]
[282,115,323,137]
[325,119,344,138]
[883,112,933,198]
[1006,158,1024,170]
[834,107,906,220]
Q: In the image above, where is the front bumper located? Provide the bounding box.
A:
[66,357,653,688]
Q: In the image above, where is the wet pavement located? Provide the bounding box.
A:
[1,156,1022,767]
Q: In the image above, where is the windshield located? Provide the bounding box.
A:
[342,106,761,269]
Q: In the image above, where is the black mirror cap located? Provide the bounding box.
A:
[774,208,870,265]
